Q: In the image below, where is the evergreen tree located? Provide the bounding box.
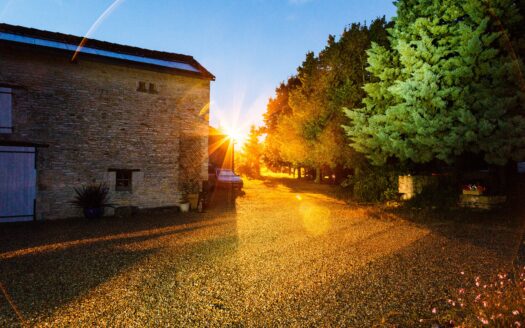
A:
[240,125,262,178]
[344,0,525,166]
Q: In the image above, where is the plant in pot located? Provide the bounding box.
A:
[179,182,191,212]
[187,180,201,210]
[71,183,112,219]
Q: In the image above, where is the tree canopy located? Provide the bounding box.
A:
[344,0,525,166]
[262,18,391,177]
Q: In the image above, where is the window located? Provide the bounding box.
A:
[115,170,132,192]
[0,87,12,134]
[148,83,157,94]
[137,81,147,92]
[137,81,158,94]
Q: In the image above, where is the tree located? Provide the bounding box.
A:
[262,77,300,170]
[261,18,390,181]
[239,125,262,178]
[344,0,525,166]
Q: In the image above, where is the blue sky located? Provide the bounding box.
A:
[0,0,396,140]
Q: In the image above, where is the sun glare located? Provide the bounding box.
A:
[223,126,245,145]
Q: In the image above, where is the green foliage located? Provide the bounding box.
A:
[262,77,300,169]
[71,183,111,209]
[262,18,391,173]
[239,126,262,178]
[404,175,459,208]
[344,0,525,166]
[343,167,399,202]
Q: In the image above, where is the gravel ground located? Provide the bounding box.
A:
[0,177,522,327]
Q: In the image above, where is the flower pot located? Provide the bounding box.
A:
[180,202,190,212]
[83,207,104,219]
[463,190,483,196]
[188,193,199,210]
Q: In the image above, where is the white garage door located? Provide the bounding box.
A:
[0,146,36,222]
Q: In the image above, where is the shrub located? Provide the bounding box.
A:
[71,183,111,209]
[343,167,399,202]
[404,175,459,208]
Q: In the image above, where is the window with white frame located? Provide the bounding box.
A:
[0,87,13,134]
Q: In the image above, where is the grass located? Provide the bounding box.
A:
[0,177,523,327]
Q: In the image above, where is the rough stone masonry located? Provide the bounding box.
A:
[0,24,213,220]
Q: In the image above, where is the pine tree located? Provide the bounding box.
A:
[344,0,525,166]
[241,125,262,178]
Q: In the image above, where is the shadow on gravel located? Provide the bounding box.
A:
[272,176,521,260]
[0,188,245,255]
[0,233,159,324]
[381,205,524,260]
[0,209,219,255]
[0,217,240,325]
[261,175,523,263]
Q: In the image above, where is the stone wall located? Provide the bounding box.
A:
[398,175,438,200]
[0,47,210,219]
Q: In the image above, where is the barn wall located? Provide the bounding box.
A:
[0,47,210,219]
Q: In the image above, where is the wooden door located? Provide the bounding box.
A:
[0,146,36,222]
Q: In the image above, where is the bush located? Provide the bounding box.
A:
[343,167,399,202]
[404,175,459,208]
[71,183,111,209]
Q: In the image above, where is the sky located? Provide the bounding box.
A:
[0,0,397,142]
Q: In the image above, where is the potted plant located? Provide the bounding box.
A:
[179,181,191,212]
[462,183,486,195]
[187,181,201,210]
[179,194,190,212]
[180,180,200,212]
[71,183,112,219]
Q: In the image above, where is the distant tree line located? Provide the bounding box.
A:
[259,0,525,196]
[261,17,392,183]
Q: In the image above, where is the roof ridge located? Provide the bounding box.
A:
[0,22,215,80]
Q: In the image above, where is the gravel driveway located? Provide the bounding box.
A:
[0,178,522,327]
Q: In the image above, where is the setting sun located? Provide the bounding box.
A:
[222,125,246,145]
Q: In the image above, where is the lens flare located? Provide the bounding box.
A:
[299,202,331,236]
[71,0,126,62]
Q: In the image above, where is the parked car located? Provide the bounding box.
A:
[209,168,243,190]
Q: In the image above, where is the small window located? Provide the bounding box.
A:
[0,87,13,134]
[137,81,147,92]
[115,170,132,192]
[148,83,157,94]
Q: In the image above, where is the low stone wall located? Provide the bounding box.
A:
[459,195,507,210]
[398,175,438,200]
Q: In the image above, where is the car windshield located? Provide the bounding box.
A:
[218,170,235,176]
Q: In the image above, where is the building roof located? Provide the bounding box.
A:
[0,23,215,80]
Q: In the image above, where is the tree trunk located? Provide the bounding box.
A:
[315,166,321,184]
[298,167,302,179]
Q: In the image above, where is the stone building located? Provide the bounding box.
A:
[0,23,214,221]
